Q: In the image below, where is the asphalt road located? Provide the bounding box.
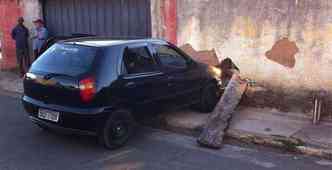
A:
[0,90,331,170]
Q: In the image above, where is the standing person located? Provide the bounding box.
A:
[11,17,30,77]
[32,19,48,60]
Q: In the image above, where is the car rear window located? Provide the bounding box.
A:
[30,43,97,76]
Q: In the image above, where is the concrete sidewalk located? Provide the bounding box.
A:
[160,107,332,159]
[0,71,23,94]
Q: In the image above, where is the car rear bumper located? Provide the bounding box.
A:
[22,95,107,115]
[22,95,110,133]
[29,116,97,136]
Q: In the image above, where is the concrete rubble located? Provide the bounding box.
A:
[197,73,247,148]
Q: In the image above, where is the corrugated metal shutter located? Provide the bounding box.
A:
[43,0,151,38]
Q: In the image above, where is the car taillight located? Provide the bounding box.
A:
[79,77,96,103]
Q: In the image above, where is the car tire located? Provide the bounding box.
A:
[198,82,220,113]
[99,110,135,150]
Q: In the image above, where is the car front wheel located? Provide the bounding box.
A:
[99,110,135,149]
[198,82,220,113]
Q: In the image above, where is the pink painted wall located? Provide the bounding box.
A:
[176,0,332,93]
[0,0,42,70]
[163,0,177,44]
[0,0,22,69]
[174,0,332,113]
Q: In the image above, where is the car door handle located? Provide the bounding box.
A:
[167,76,174,80]
[125,82,136,88]
[167,76,174,86]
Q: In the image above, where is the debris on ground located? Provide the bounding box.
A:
[197,73,247,149]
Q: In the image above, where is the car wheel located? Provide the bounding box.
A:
[198,82,220,113]
[99,110,135,149]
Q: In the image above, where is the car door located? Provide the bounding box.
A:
[117,43,168,107]
[152,43,202,106]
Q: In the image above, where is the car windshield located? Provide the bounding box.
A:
[30,43,97,77]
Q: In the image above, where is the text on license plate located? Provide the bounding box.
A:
[38,109,59,122]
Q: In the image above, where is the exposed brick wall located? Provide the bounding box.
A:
[0,0,22,70]
[180,44,219,66]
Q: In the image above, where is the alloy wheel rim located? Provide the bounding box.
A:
[111,121,128,139]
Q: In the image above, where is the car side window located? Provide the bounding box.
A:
[153,44,187,69]
[122,46,157,74]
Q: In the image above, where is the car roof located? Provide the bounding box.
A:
[61,37,168,47]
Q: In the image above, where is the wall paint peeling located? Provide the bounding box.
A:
[177,0,332,93]
[265,38,299,68]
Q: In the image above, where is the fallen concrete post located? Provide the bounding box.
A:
[197,73,247,149]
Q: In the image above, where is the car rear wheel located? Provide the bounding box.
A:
[99,110,135,149]
[198,82,220,113]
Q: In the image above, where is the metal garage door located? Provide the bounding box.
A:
[43,0,151,38]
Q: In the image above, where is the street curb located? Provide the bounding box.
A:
[156,115,332,160]
[0,71,24,95]
[296,146,332,160]
[226,129,332,160]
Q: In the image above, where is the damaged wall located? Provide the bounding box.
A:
[177,0,332,112]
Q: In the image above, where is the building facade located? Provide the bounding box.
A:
[0,0,176,69]
[1,0,331,113]
[169,0,332,114]
[0,0,41,69]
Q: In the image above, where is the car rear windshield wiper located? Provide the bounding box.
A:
[43,73,72,80]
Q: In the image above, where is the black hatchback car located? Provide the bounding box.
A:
[22,38,222,149]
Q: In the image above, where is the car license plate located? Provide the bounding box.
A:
[38,108,59,122]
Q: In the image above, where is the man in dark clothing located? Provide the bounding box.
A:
[11,17,30,76]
